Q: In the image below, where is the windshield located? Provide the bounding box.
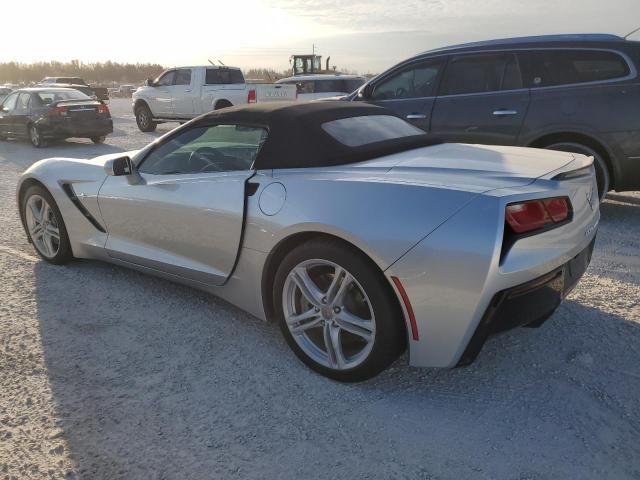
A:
[321,115,424,147]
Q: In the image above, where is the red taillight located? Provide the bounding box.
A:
[247,89,257,103]
[505,197,570,234]
[50,105,67,116]
[98,103,109,115]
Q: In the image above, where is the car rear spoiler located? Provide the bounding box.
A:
[541,154,595,181]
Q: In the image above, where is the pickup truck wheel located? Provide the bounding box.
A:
[214,100,232,110]
[135,105,157,132]
[91,135,106,144]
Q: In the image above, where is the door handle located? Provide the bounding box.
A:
[493,109,518,116]
[185,89,192,92]
[406,113,427,120]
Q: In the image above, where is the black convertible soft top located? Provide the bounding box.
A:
[193,101,442,170]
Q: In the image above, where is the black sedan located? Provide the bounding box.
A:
[0,88,113,148]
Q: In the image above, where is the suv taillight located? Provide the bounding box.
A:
[247,89,257,103]
[505,197,571,234]
[98,103,109,115]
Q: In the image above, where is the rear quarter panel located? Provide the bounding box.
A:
[242,170,480,270]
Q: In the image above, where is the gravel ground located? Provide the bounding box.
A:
[0,99,639,480]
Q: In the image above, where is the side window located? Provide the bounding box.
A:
[526,50,631,87]
[371,60,444,100]
[205,69,245,85]
[138,124,268,175]
[174,69,192,86]
[1,92,19,112]
[16,93,31,112]
[296,81,314,94]
[157,70,176,87]
[440,53,521,96]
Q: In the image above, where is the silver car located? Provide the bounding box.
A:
[16,102,600,382]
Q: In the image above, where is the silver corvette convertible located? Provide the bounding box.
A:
[17,102,600,381]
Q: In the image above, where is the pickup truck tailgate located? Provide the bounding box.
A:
[253,84,296,102]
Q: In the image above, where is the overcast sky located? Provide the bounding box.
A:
[1,0,638,73]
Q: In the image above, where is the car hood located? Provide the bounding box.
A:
[351,143,586,193]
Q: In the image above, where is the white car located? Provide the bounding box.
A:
[132,66,296,132]
[276,74,366,101]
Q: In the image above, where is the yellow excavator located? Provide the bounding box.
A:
[290,54,336,76]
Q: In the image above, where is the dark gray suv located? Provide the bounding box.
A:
[350,34,640,198]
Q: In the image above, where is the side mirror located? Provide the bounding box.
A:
[358,84,373,100]
[105,156,144,185]
[145,78,155,87]
[105,156,134,176]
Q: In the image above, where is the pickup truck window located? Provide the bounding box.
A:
[157,71,176,87]
[175,69,192,86]
[139,124,268,175]
[205,69,245,85]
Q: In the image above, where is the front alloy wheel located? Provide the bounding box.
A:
[22,186,72,264]
[274,239,405,382]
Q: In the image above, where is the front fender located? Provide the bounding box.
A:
[17,158,112,260]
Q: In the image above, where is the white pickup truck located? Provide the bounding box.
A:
[132,66,296,132]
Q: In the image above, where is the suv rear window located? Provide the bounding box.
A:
[526,50,630,87]
[440,53,523,95]
[322,115,424,147]
[205,69,245,85]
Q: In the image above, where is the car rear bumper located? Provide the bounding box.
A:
[41,118,113,138]
[456,236,595,366]
[385,174,600,369]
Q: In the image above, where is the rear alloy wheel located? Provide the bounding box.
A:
[274,239,405,382]
[22,185,73,264]
[29,124,47,148]
[91,135,106,144]
[544,142,610,201]
[135,104,157,132]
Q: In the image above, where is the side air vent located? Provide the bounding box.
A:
[61,183,106,233]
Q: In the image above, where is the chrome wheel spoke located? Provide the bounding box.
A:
[330,270,353,307]
[292,267,325,307]
[30,223,43,238]
[335,310,374,342]
[287,307,322,334]
[45,224,59,239]
[323,323,345,369]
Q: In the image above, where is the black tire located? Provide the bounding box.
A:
[214,100,232,110]
[21,185,73,265]
[28,124,47,148]
[91,135,106,144]
[135,104,157,132]
[544,142,610,201]
[273,238,406,382]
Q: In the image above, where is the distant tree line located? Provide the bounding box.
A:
[0,60,165,85]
